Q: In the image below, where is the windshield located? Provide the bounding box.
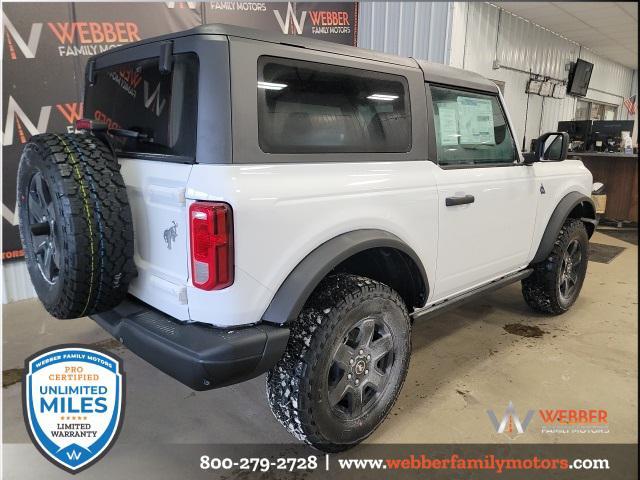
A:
[84,53,198,162]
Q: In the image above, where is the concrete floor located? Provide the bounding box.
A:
[2,230,637,477]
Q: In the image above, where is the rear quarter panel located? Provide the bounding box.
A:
[186,161,439,326]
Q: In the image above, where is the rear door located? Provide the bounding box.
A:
[84,52,199,320]
[119,160,191,320]
[427,84,538,301]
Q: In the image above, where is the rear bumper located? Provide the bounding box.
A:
[90,297,289,391]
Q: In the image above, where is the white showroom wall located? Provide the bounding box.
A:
[448,2,637,151]
[359,2,637,153]
[357,1,453,63]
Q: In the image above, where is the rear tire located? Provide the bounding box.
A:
[266,274,411,452]
[522,218,589,315]
[17,133,135,319]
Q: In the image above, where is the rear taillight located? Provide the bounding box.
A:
[189,202,234,290]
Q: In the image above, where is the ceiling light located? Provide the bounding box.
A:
[367,93,399,101]
[258,81,287,90]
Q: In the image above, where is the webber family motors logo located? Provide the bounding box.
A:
[274,2,353,36]
[22,345,125,473]
[488,401,609,438]
[3,12,140,59]
[201,2,354,38]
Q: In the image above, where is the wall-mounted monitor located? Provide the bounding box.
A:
[567,59,593,97]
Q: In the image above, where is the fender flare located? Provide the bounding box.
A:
[531,191,597,264]
[261,229,429,325]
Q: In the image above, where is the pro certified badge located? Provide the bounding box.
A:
[22,344,125,473]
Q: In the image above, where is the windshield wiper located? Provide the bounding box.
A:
[75,119,154,159]
[75,119,152,141]
[109,128,150,141]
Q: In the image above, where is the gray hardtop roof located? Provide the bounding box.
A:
[92,23,498,93]
[414,59,499,93]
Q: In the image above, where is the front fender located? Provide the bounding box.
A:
[531,192,596,264]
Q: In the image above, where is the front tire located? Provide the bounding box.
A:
[522,218,589,315]
[266,274,411,452]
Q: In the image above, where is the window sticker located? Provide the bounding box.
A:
[457,97,495,145]
[437,102,459,146]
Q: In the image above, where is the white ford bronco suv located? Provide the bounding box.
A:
[17,24,596,451]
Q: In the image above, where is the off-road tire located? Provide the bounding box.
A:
[266,274,411,452]
[522,218,589,315]
[17,133,135,319]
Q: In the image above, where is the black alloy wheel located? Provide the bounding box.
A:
[27,172,60,284]
[327,315,395,419]
[558,239,582,302]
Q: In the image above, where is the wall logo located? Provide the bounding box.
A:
[3,12,43,59]
[2,12,140,59]
[273,3,353,38]
[50,21,140,56]
[274,2,307,35]
[3,96,82,146]
[23,345,125,473]
[3,96,51,146]
[487,401,534,439]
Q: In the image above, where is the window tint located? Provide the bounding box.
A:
[430,85,517,166]
[258,56,411,154]
[84,53,198,160]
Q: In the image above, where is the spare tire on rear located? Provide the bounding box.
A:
[17,133,135,319]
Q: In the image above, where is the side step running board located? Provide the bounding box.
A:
[411,269,533,321]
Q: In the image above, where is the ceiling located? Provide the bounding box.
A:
[496,2,638,69]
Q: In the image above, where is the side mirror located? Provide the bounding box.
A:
[525,132,569,164]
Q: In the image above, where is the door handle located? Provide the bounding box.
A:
[445,194,475,207]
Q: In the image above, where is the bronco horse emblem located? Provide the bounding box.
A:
[163,221,178,250]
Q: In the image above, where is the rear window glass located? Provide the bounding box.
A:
[84,53,198,161]
[257,56,411,154]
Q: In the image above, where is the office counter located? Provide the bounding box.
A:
[570,152,638,222]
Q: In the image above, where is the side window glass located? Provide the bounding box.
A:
[258,56,411,154]
[430,85,517,166]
